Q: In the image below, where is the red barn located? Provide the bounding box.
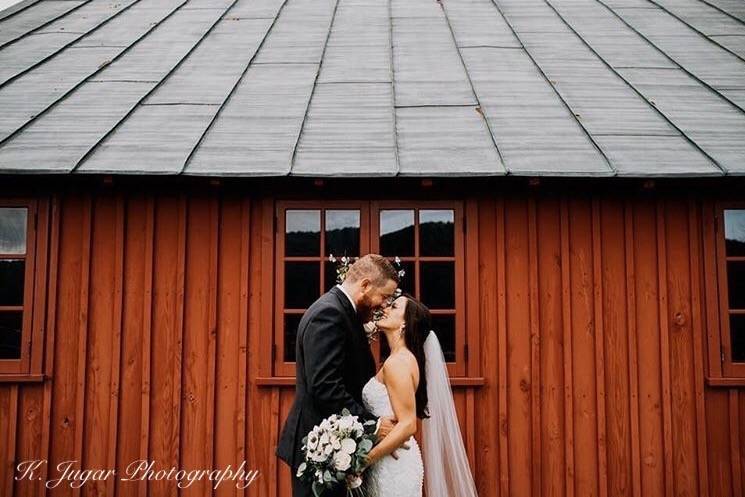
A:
[1,0,744,496]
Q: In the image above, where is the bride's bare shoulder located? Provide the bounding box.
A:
[381,351,418,388]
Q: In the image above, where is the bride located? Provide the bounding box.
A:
[359,293,479,497]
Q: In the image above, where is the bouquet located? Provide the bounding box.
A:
[296,408,377,496]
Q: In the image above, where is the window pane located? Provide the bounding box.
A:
[325,210,360,256]
[431,315,456,362]
[0,208,27,255]
[0,259,24,306]
[420,262,455,309]
[725,209,745,257]
[731,314,745,363]
[396,260,416,296]
[420,210,454,257]
[728,261,745,309]
[285,262,320,309]
[0,311,22,359]
[286,210,320,256]
[284,313,302,362]
[325,260,343,291]
[380,210,414,257]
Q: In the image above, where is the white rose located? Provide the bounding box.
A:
[339,416,353,431]
[307,432,319,450]
[323,443,334,455]
[320,432,330,445]
[330,435,341,450]
[341,438,357,454]
[333,451,352,471]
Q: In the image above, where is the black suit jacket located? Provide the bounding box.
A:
[275,286,379,471]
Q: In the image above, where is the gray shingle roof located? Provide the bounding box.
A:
[0,0,743,177]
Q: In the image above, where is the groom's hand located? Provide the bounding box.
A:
[390,441,411,460]
[376,416,397,441]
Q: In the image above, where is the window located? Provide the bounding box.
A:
[716,205,745,378]
[273,201,465,377]
[0,199,46,379]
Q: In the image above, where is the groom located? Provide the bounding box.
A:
[276,254,402,497]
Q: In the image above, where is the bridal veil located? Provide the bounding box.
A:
[421,330,479,497]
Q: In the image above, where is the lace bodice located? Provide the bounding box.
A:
[361,375,423,497]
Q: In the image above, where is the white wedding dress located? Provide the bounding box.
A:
[361,375,424,497]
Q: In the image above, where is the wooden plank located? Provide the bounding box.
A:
[687,197,710,497]
[591,197,609,497]
[495,197,510,497]
[505,197,533,495]
[623,199,642,497]
[560,197,575,497]
[655,198,675,497]
[535,197,563,497]
[71,193,92,497]
[527,196,544,497]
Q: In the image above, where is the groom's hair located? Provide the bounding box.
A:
[346,254,400,286]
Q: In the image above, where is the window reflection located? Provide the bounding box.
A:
[431,315,456,362]
[728,261,745,309]
[326,210,360,256]
[0,259,24,306]
[284,314,302,363]
[380,210,415,256]
[0,208,27,255]
[725,209,745,257]
[0,311,22,360]
[285,262,320,309]
[731,315,745,363]
[286,210,320,256]
[420,262,455,309]
[420,210,454,256]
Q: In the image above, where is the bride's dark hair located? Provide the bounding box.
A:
[400,293,431,420]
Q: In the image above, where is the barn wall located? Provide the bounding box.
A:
[0,187,742,497]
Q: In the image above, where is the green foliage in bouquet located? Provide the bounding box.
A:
[296,408,378,497]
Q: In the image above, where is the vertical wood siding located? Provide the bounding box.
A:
[0,189,743,497]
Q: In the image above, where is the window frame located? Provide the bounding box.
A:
[370,201,466,376]
[0,197,47,380]
[272,200,467,378]
[274,200,372,377]
[714,201,745,378]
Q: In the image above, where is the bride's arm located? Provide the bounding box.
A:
[364,355,417,467]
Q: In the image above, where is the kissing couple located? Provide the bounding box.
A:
[276,254,478,497]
